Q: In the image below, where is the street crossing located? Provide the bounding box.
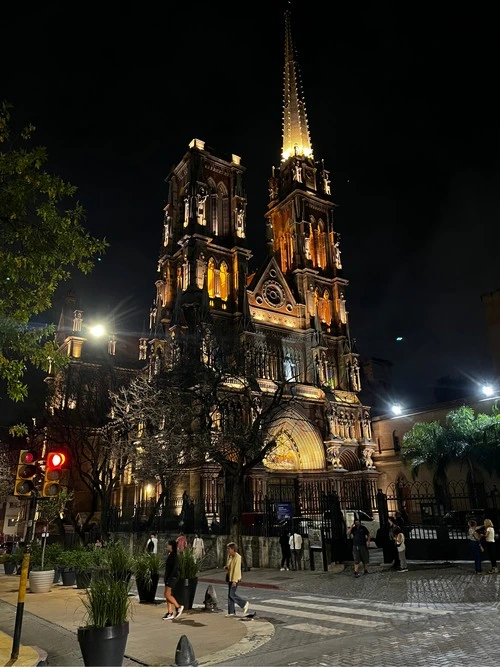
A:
[246,594,453,639]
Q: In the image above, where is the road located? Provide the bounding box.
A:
[212,563,500,667]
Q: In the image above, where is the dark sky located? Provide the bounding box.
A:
[3,2,500,410]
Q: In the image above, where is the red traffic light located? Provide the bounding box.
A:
[20,451,35,465]
[46,452,66,470]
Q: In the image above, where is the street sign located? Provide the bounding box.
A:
[276,502,292,521]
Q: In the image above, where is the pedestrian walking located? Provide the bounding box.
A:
[224,542,249,617]
[162,540,184,621]
[393,527,408,572]
[388,516,401,570]
[478,519,497,573]
[279,530,291,571]
[176,532,187,552]
[146,532,158,554]
[350,518,370,577]
[468,519,484,574]
[192,534,205,562]
[289,531,303,570]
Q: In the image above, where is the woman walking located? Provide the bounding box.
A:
[480,519,497,573]
[393,527,408,572]
[162,540,184,621]
[279,530,291,571]
[224,542,249,617]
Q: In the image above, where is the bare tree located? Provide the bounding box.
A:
[47,363,137,539]
[109,374,203,528]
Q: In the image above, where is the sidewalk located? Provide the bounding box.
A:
[0,573,274,666]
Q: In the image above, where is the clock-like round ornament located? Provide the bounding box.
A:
[262,280,285,308]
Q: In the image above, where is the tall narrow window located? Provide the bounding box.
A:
[323,290,332,325]
[220,262,229,301]
[207,258,215,298]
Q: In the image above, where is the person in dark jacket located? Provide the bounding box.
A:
[279,530,291,571]
[162,540,184,621]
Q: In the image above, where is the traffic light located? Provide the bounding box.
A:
[42,451,68,497]
[14,450,38,496]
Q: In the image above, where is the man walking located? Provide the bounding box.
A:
[289,531,303,571]
[225,542,250,617]
[350,518,370,577]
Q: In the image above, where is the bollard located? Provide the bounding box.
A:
[203,584,218,611]
[174,635,198,667]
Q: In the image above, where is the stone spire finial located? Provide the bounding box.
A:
[282,8,313,161]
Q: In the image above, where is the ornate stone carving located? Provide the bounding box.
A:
[326,443,342,469]
[362,446,376,470]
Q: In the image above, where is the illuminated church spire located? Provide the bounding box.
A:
[282,7,313,161]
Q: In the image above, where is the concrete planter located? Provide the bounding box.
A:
[29,569,55,593]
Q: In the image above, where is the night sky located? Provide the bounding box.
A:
[3,2,500,411]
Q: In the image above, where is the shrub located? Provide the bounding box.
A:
[132,552,162,588]
[81,571,132,628]
[178,548,198,579]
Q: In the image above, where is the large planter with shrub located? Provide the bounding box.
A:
[133,552,162,603]
[78,566,132,666]
[29,569,55,593]
[173,548,198,610]
[58,548,95,588]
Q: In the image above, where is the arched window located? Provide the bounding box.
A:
[316,221,327,268]
[207,258,215,298]
[220,261,229,301]
[217,183,229,236]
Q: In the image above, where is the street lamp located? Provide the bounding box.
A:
[391,404,403,416]
[482,384,495,397]
[89,324,106,338]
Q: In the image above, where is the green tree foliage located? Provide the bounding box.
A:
[0,102,108,401]
[402,405,500,486]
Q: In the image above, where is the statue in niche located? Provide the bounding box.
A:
[236,205,245,237]
[196,188,208,225]
[149,303,157,330]
[339,292,347,324]
[334,241,342,269]
[327,405,339,439]
[350,357,361,392]
[348,414,357,439]
[283,355,296,381]
[184,196,190,225]
[361,411,372,440]
[293,160,302,183]
[322,170,331,195]
[304,234,311,259]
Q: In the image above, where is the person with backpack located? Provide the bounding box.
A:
[146,532,158,554]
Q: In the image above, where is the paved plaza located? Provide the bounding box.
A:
[0,558,499,666]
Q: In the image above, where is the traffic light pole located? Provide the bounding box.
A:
[11,494,37,661]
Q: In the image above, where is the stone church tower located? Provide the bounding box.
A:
[148,9,378,510]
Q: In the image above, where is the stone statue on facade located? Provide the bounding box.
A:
[362,446,376,470]
[326,443,342,469]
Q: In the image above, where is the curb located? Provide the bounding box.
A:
[199,577,284,590]
[198,619,275,666]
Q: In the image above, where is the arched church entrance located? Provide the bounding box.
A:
[263,408,326,471]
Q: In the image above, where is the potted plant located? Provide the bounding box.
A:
[77,569,132,667]
[3,551,22,575]
[44,542,64,583]
[132,552,162,603]
[57,549,79,586]
[102,540,134,584]
[29,540,56,593]
[173,547,198,610]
